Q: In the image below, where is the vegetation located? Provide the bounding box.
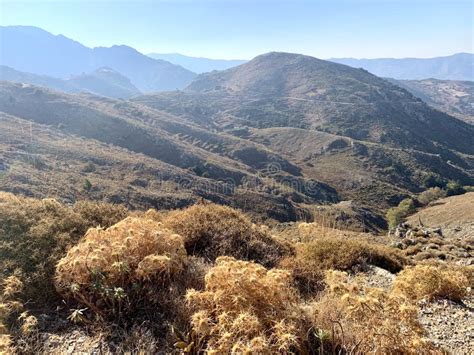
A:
[418,187,446,206]
[55,217,187,319]
[386,198,416,228]
[0,192,127,303]
[186,257,309,353]
[0,194,471,353]
[163,203,292,267]
[393,264,471,302]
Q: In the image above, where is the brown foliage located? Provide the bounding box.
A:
[163,203,292,267]
[310,271,436,354]
[55,217,187,318]
[280,235,405,296]
[0,192,127,304]
[393,264,470,302]
[186,256,310,353]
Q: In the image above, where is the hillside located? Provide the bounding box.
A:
[407,192,474,238]
[391,78,474,125]
[183,52,474,155]
[331,53,474,80]
[0,26,196,92]
[1,65,141,98]
[0,81,339,222]
[134,53,474,211]
[147,53,247,73]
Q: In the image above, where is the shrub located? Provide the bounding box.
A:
[386,198,415,229]
[0,192,127,304]
[422,173,446,189]
[185,257,310,353]
[418,187,446,206]
[280,236,405,296]
[163,203,292,267]
[445,181,466,197]
[393,264,470,302]
[55,217,187,319]
[310,271,435,354]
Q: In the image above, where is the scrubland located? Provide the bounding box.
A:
[0,192,472,354]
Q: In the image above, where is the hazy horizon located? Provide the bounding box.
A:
[0,0,472,60]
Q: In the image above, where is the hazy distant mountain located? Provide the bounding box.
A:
[0,26,196,92]
[147,53,247,73]
[0,65,141,98]
[330,53,474,80]
[390,78,474,125]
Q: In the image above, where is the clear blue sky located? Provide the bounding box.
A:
[0,0,472,60]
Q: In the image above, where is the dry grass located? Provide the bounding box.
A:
[310,271,436,354]
[163,203,293,267]
[55,217,187,318]
[280,233,405,296]
[393,264,471,302]
[185,256,310,354]
[0,192,127,304]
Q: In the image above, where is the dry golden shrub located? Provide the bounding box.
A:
[186,256,310,354]
[393,264,470,302]
[280,236,405,296]
[55,217,187,317]
[310,271,436,354]
[0,192,127,303]
[163,203,292,267]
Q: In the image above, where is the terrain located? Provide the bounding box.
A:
[134,52,474,213]
[391,78,474,125]
[147,53,247,73]
[1,66,141,99]
[331,53,474,80]
[0,26,196,92]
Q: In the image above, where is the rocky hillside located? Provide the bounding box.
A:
[391,78,474,125]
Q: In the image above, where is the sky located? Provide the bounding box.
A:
[0,0,472,60]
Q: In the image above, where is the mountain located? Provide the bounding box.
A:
[1,65,141,98]
[133,52,474,210]
[330,53,474,81]
[183,52,474,155]
[0,26,196,92]
[0,81,338,222]
[389,78,473,125]
[147,53,247,73]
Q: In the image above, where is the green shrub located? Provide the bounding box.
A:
[386,198,415,229]
[445,181,466,197]
[418,187,446,206]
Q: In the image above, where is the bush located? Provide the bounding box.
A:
[393,264,470,302]
[445,181,466,197]
[310,271,435,353]
[280,236,405,296]
[386,198,415,229]
[163,203,292,267]
[418,187,446,206]
[55,217,187,318]
[0,192,127,304]
[185,256,310,353]
[422,173,446,189]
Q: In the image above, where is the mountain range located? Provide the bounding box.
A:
[1,49,473,229]
[0,26,196,92]
[330,53,474,81]
[0,65,141,98]
[147,53,247,74]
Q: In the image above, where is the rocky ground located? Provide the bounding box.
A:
[365,265,473,354]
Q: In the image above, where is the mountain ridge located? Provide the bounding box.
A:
[0,26,197,92]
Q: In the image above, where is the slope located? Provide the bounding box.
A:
[330,53,474,81]
[1,65,141,98]
[0,26,196,92]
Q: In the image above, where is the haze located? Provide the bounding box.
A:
[0,0,472,60]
